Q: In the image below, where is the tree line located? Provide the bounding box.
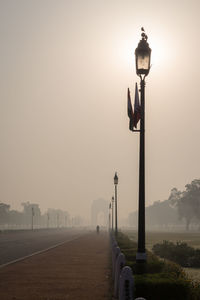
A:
[0,201,82,229]
[128,178,200,230]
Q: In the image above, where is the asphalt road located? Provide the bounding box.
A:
[0,228,88,266]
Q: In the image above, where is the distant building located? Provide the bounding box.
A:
[91,198,109,227]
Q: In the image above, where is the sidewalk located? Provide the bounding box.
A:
[0,231,111,300]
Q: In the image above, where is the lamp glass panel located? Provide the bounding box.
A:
[137,53,150,71]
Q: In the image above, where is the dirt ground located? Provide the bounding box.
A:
[0,231,111,300]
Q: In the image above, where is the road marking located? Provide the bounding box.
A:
[0,234,85,269]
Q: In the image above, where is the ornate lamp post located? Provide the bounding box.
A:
[112,196,114,231]
[135,29,151,264]
[114,172,118,236]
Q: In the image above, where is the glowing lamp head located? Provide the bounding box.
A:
[114,172,118,185]
[135,31,151,76]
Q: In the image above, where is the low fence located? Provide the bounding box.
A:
[110,232,146,300]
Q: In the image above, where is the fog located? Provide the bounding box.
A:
[0,0,200,221]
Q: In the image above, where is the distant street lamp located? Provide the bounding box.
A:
[57,213,59,228]
[31,207,34,231]
[135,29,151,264]
[114,172,118,236]
[109,203,111,231]
[112,196,114,231]
[47,213,50,228]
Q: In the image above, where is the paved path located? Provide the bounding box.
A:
[0,231,111,300]
[0,228,87,266]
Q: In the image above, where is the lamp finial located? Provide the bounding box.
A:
[141,27,148,41]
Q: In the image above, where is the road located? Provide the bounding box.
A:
[0,231,110,300]
[0,228,88,266]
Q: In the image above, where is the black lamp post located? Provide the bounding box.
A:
[57,213,59,228]
[109,203,111,231]
[114,172,118,235]
[135,29,151,264]
[47,213,50,228]
[31,207,34,231]
[112,196,114,231]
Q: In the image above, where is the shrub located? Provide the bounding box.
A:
[116,233,200,299]
[162,260,187,280]
[190,280,200,300]
[135,273,191,300]
[188,249,200,268]
[152,240,200,268]
[117,233,175,275]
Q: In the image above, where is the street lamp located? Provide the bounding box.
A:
[57,213,59,228]
[114,172,118,236]
[112,196,114,231]
[47,213,50,228]
[109,203,111,231]
[135,32,151,77]
[135,29,151,264]
[31,207,34,231]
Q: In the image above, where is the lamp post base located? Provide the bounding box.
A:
[136,252,147,262]
[136,252,147,274]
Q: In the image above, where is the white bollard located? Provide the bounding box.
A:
[114,252,126,297]
[110,234,117,248]
[119,266,134,300]
[112,239,118,248]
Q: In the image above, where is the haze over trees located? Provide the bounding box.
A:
[0,201,73,229]
[129,179,200,230]
[169,179,200,230]
[128,198,179,229]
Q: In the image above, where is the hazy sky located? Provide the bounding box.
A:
[0,0,200,220]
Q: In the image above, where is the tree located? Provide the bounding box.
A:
[185,179,200,224]
[169,179,200,230]
[177,194,194,231]
[169,187,193,230]
[0,203,10,224]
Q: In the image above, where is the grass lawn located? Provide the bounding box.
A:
[123,229,200,250]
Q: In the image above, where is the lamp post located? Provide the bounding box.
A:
[109,203,111,231]
[31,207,34,231]
[114,172,118,236]
[57,213,59,228]
[112,196,114,231]
[135,29,151,264]
[47,213,50,228]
